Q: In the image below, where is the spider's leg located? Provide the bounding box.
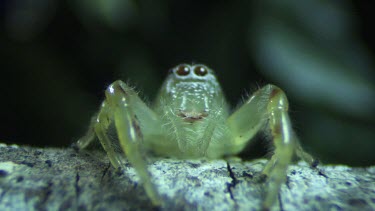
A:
[76,101,127,168]
[79,80,162,206]
[106,80,163,205]
[95,101,128,168]
[295,137,317,167]
[227,84,315,209]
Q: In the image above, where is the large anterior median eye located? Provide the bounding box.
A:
[193,65,208,76]
[176,65,190,76]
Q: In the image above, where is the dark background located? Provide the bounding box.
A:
[0,0,374,166]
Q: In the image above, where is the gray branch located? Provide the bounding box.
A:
[0,144,374,211]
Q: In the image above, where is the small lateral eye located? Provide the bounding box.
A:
[176,65,190,76]
[193,65,208,76]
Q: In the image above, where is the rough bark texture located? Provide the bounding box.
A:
[0,143,374,211]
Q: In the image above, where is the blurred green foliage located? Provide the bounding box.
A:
[0,0,374,166]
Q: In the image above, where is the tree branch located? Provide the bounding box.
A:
[0,144,374,210]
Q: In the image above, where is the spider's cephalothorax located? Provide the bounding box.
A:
[153,64,231,158]
[157,64,226,114]
[77,63,317,210]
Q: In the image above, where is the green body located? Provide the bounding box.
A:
[77,64,316,209]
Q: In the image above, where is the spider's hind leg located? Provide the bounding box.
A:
[76,114,98,150]
[295,139,318,167]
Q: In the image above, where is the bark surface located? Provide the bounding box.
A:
[0,143,374,211]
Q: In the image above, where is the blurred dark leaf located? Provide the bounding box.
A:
[0,0,374,166]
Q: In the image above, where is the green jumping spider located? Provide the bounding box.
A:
[76,64,316,209]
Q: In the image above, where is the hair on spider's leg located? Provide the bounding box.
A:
[262,128,276,160]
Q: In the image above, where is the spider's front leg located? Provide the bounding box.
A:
[227,84,315,209]
[77,80,162,206]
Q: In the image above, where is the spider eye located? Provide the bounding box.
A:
[176,65,190,76]
[193,65,208,76]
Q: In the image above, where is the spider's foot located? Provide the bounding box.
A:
[115,167,125,176]
[70,142,80,152]
[253,173,268,183]
[311,158,319,168]
[261,204,271,211]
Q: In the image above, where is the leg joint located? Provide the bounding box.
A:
[105,81,131,107]
[267,85,289,113]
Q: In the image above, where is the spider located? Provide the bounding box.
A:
[76,64,317,209]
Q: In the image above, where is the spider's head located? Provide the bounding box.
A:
[156,64,225,113]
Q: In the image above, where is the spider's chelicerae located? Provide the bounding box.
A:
[77,64,317,209]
